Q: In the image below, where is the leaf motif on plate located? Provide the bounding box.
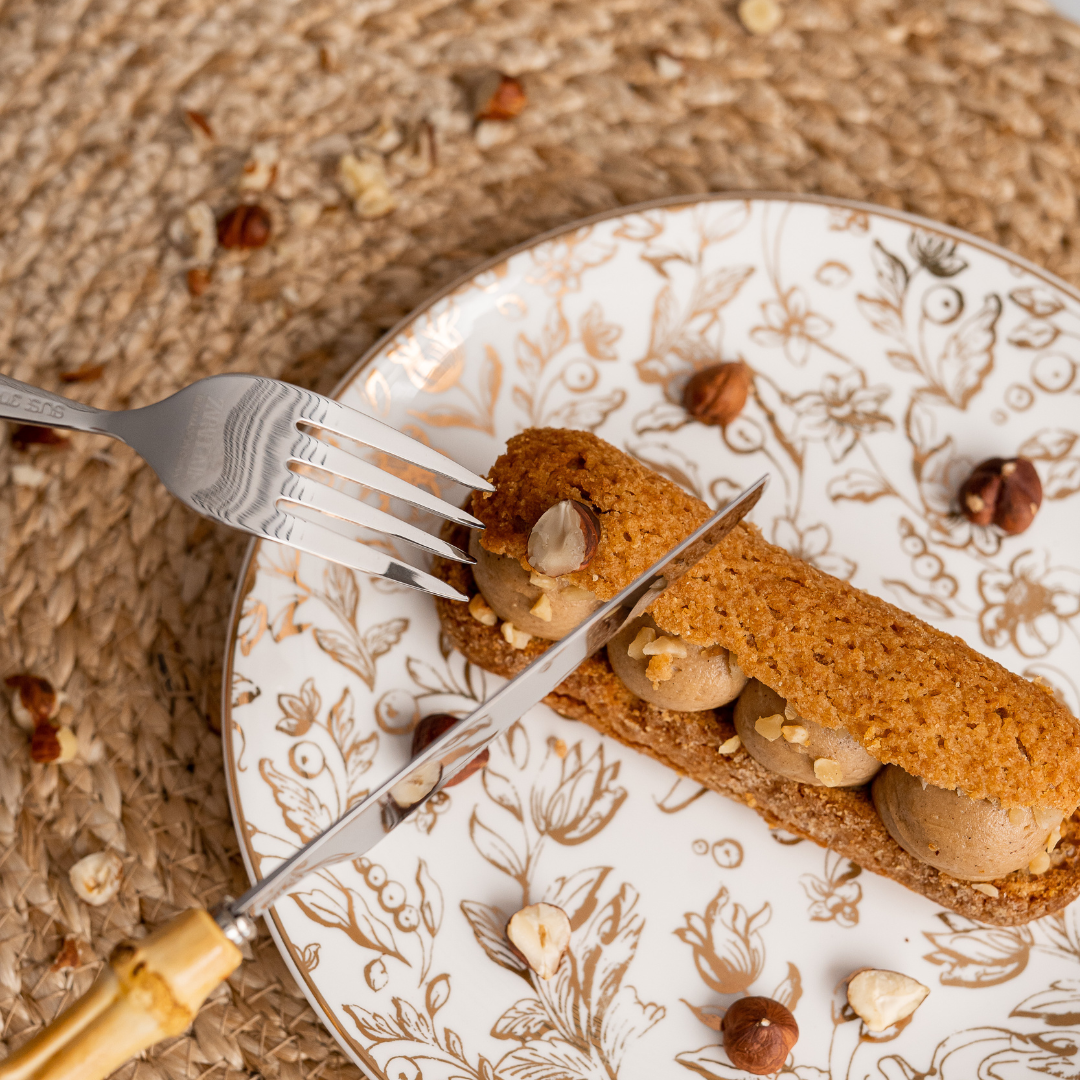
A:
[674,884,769,996]
[922,912,1033,987]
[470,809,527,881]
[460,900,527,975]
[676,1045,755,1080]
[293,879,403,960]
[1008,319,1059,349]
[827,469,894,503]
[1010,286,1064,318]
[871,239,909,309]
[426,973,451,1018]
[259,759,333,842]
[492,997,556,1042]
[543,865,611,931]
[772,962,802,1011]
[883,579,953,619]
[545,388,626,432]
[416,858,444,937]
[626,440,703,498]
[580,302,621,360]
[1045,457,1080,500]
[1010,979,1080,1025]
[1019,428,1078,461]
[931,293,1000,407]
[326,688,378,805]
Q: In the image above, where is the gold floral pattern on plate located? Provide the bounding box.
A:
[224,195,1080,1080]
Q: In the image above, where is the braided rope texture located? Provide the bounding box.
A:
[3,0,1080,1077]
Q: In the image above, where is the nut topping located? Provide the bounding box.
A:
[69,851,123,906]
[410,713,488,787]
[502,621,532,650]
[527,500,601,577]
[781,724,809,745]
[468,592,498,627]
[846,969,929,1033]
[718,734,742,754]
[683,361,752,427]
[722,996,798,1074]
[627,626,657,660]
[505,902,571,980]
[959,457,1042,535]
[755,713,784,742]
[813,757,844,786]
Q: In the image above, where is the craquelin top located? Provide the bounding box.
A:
[474,427,1080,811]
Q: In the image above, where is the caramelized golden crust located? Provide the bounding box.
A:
[473,428,1080,811]
[435,543,1080,926]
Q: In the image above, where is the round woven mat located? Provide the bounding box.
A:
[3,0,1080,1077]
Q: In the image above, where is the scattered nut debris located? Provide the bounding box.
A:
[239,141,280,194]
[972,881,1000,898]
[755,713,784,742]
[361,118,403,155]
[642,635,688,658]
[11,463,47,488]
[10,424,70,451]
[475,73,528,121]
[553,738,568,758]
[69,850,124,906]
[6,674,58,730]
[718,733,742,754]
[184,110,214,140]
[722,996,799,1074]
[684,361,752,427]
[530,593,553,621]
[739,0,783,35]
[846,969,929,1033]
[653,51,685,79]
[506,902,571,980]
[58,363,105,384]
[185,201,217,263]
[527,500,601,577]
[338,154,397,219]
[469,593,498,626]
[51,935,95,972]
[781,724,809,745]
[959,457,1042,535]
[187,267,212,296]
[289,199,323,228]
[502,621,532,650]
[389,759,442,809]
[410,713,488,787]
[646,653,675,685]
[1030,851,1051,874]
[390,122,436,178]
[31,723,77,763]
[217,204,272,249]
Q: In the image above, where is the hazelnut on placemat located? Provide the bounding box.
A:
[722,996,798,1074]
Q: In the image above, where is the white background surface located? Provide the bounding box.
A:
[1056,0,1080,18]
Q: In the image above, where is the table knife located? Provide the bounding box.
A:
[0,475,766,1080]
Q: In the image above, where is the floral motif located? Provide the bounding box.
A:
[799,850,862,927]
[788,370,893,461]
[772,519,856,581]
[978,550,1080,657]
[529,737,627,845]
[674,884,769,996]
[751,286,834,367]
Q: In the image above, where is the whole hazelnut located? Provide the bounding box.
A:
[722,996,799,1075]
[527,500,601,577]
[684,362,752,427]
[217,204,272,249]
[959,457,1042,535]
[411,713,488,787]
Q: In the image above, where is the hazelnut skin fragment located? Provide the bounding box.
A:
[722,996,798,1074]
[683,361,752,427]
[959,457,1042,535]
[217,204,272,249]
[410,713,488,787]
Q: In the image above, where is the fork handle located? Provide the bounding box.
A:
[0,910,243,1080]
[0,375,114,435]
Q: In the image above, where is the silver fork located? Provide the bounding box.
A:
[0,373,492,601]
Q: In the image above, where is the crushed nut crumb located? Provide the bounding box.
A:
[469,593,498,627]
[530,593,553,621]
[502,621,532,650]
[338,154,397,219]
[718,734,742,755]
[755,714,784,742]
[972,882,1000,898]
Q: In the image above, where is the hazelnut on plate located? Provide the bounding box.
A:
[959,457,1042,534]
[410,713,488,787]
[722,996,798,1074]
[506,902,571,980]
[846,969,929,1033]
[683,361,752,427]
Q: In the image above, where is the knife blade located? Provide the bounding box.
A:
[227,473,767,923]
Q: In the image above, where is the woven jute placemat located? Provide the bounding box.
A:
[3,0,1080,1077]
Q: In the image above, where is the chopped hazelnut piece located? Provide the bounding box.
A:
[1008,807,1027,827]
[739,0,782,35]
[627,626,657,660]
[185,201,217,263]
[505,903,570,980]
[642,635,688,658]
[755,713,784,742]
[501,621,532,650]
[718,734,742,755]
[781,724,809,745]
[69,851,123,906]
[469,593,498,627]
[813,757,844,786]
[846,969,929,1033]
[529,571,559,591]
[1030,851,1051,874]
[239,141,279,193]
[338,154,397,219]
[972,882,1000,898]
[530,594,553,622]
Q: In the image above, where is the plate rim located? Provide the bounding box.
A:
[219,189,1080,1077]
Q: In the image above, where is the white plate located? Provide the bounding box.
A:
[224,194,1080,1080]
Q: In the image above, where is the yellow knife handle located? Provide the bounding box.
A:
[0,909,244,1080]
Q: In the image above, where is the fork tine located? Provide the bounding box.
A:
[275,512,468,601]
[293,436,487,530]
[280,475,474,564]
[300,396,495,493]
